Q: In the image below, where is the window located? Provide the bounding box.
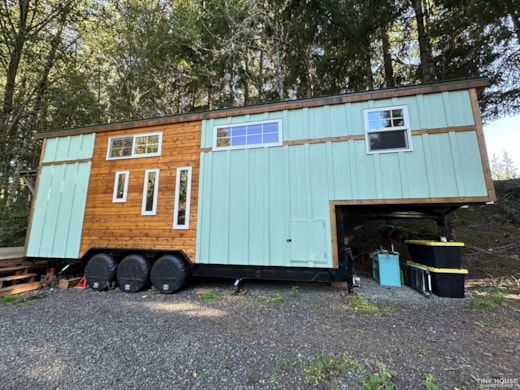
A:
[213,120,282,150]
[142,169,159,215]
[107,132,162,159]
[173,166,192,229]
[363,106,412,153]
[112,171,129,202]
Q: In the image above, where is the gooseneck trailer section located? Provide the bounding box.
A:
[24,78,495,292]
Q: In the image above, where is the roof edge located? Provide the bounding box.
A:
[36,77,490,140]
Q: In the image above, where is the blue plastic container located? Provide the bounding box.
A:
[371,252,401,287]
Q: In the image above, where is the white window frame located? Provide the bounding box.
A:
[142,168,160,215]
[363,105,412,154]
[112,170,130,203]
[107,131,163,160]
[213,119,282,150]
[173,166,192,229]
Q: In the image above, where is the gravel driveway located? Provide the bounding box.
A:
[0,277,518,389]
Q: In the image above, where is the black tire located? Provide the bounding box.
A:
[117,253,151,293]
[150,254,189,294]
[84,253,118,291]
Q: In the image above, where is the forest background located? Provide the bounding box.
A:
[0,0,519,246]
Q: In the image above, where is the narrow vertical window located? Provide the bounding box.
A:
[142,169,159,215]
[113,170,129,202]
[173,166,192,229]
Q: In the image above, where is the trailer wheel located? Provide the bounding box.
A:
[150,254,189,293]
[117,253,151,293]
[84,253,118,291]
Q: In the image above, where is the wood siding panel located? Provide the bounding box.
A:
[80,121,201,261]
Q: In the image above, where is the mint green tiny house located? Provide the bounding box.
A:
[196,79,494,273]
[25,78,495,292]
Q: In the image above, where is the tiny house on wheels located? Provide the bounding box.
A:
[24,78,495,293]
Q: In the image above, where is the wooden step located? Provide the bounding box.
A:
[0,281,41,297]
[0,266,30,276]
[0,273,37,288]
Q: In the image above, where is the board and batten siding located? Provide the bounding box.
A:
[25,134,95,259]
[79,121,201,260]
[196,89,491,268]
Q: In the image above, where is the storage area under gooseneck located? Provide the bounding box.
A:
[404,240,468,298]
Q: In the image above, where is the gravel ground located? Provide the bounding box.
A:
[0,277,519,390]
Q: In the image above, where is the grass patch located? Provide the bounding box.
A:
[148,286,158,296]
[276,358,294,372]
[272,353,437,388]
[256,292,284,305]
[423,373,441,390]
[0,294,21,304]
[200,291,228,303]
[0,294,42,308]
[290,285,300,297]
[475,320,497,328]
[347,295,396,316]
[470,286,507,312]
[363,362,398,390]
[301,352,364,385]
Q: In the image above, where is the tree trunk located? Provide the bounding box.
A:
[365,38,374,91]
[0,0,32,200]
[27,19,64,132]
[0,1,30,142]
[275,39,284,101]
[412,0,434,82]
[505,0,520,45]
[382,29,394,87]
[258,49,264,102]
[243,48,250,106]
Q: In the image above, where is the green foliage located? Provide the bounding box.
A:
[256,292,284,305]
[470,286,507,312]
[200,291,228,303]
[0,193,30,247]
[290,285,300,297]
[276,358,294,372]
[198,369,209,378]
[0,295,21,304]
[474,320,497,328]
[274,352,445,388]
[0,294,40,307]
[363,362,398,390]
[423,373,441,390]
[377,223,415,241]
[347,295,396,316]
[494,179,520,224]
[302,352,364,385]
[491,151,518,181]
